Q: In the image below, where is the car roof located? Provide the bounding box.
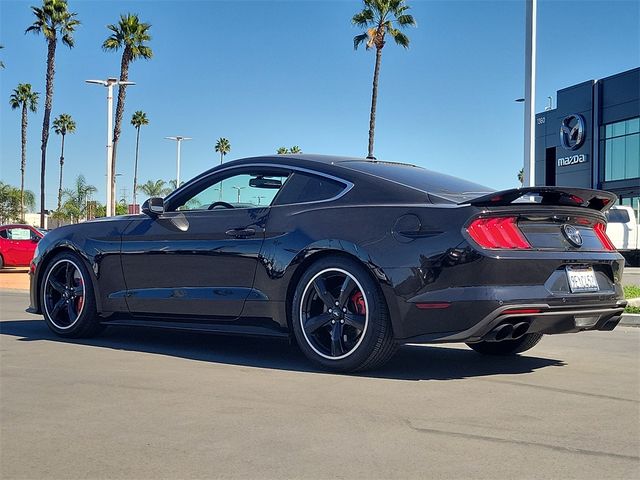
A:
[176,154,493,205]
[0,224,38,229]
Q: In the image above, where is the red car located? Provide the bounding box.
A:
[0,224,44,269]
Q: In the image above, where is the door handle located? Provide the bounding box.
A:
[225,227,256,238]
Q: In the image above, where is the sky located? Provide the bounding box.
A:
[1,0,639,210]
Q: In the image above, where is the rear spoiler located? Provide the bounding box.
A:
[461,187,617,212]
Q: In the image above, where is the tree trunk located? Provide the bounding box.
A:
[58,133,65,211]
[20,102,28,222]
[219,152,224,201]
[40,38,57,228]
[133,125,140,209]
[367,46,383,159]
[111,47,132,216]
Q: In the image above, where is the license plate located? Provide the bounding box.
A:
[566,266,599,293]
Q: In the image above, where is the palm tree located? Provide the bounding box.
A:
[276,147,289,154]
[130,110,149,208]
[9,83,39,222]
[102,14,152,215]
[137,179,170,198]
[353,0,416,158]
[215,137,231,165]
[26,0,80,228]
[52,113,76,211]
[59,174,96,223]
[0,182,36,224]
[168,179,185,190]
[517,168,524,186]
[289,145,302,154]
[0,45,5,69]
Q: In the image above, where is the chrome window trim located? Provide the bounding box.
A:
[164,163,354,210]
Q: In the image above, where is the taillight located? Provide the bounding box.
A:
[593,222,616,251]
[467,216,531,249]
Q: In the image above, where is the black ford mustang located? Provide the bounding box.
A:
[27,154,627,371]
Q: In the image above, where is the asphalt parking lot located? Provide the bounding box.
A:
[1,289,639,479]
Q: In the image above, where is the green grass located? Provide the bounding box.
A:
[623,285,640,314]
[623,285,640,299]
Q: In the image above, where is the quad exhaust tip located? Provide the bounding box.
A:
[511,322,530,340]
[485,322,530,342]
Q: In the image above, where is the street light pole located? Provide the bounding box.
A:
[165,136,192,188]
[86,78,136,216]
[523,0,537,187]
[232,186,245,203]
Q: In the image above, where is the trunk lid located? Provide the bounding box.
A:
[462,187,617,252]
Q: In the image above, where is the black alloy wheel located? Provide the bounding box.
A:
[44,258,86,330]
[41,252,102,338]
[300,267,368,359]
[292,256,397,372]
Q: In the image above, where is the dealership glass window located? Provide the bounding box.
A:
[602,118,640,181]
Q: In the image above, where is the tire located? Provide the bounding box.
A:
[40,252,103,338]
[466,333,543,356]
[0,254,4,270]
[291,256,397,372]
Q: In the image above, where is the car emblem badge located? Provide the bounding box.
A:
[559,114,586,150]
[562,224,583,247]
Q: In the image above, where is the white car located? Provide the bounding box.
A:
[606,205,639,266]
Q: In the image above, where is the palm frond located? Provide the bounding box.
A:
[9,83,39,112]
[352,8,374,28]
[352,0,415,51]
[353,32,369,50]
[389,28,410,48]
[103,13,152,59]
[52,113,75,135]
[131,110,149,127]
[26,1,79,47]
[396,14,415,27]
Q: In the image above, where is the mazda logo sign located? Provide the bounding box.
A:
[562,224,583,248]
[560,114,586,151]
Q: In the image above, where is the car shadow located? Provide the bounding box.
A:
[0,318,565,381]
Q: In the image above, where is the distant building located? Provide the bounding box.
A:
[535,67,639,212]
[23,213,48,229]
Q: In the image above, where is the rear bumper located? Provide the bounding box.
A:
[402,302,626,344]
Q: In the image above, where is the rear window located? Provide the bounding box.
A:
[606,208,631,223]
[339,160,493,203]
[273,172,345,205]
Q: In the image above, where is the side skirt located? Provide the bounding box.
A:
[101,318,290,339]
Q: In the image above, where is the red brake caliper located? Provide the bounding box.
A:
[350,291,366,315]
[75,275,84,312]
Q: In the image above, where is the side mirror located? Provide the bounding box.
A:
[142,197,165,216]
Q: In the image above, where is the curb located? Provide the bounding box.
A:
[620,313,640,327]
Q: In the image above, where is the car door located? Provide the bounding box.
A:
[120,168,289,320]
[0,227,13,265]
[4,227,36,266]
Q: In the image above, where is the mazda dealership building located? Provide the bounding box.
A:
[535,67,639,212]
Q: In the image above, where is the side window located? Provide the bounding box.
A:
[7,228,31,240]
[0,229,7,239]
[273,172,346,205]
[174,173,289,211]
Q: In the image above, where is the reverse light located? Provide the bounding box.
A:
[466,217,531,250]
[593,222,616,251]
